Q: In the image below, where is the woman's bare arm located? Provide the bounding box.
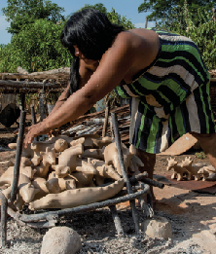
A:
[23,30,156,147]
[44,33,135,129]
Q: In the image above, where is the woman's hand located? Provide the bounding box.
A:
[23,121,50,148]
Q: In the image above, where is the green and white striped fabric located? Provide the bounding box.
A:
[115,31,216,153]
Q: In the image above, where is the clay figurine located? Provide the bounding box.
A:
[81,148,105,160]
[31,177,50,200]
[0,173,39,203]
[29,179,124,210]
[33,147,56,178]
[197,165,216,181]
[181,157,207,181]
[104,142,134,176]
[1,186,25,211]
[166,157,191,181]
[51,165,70,178]
[91,158,121,179]
[52,143,84,173]
[45,177,76,193]
[74,136,112,149]
[0,164,36,180]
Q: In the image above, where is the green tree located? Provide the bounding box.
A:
[80,3,135,29]
[0,19,73,73]
[168,5,216,71]
[138,0,216,27]
[2,0,65,34]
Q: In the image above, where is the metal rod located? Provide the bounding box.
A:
[11,188,149,223]
[141,177,164,189]
[129,173,164,189]
[111,112,140,234]
[109,205,125,238]
[102,100,110,137]
[30,104,38,141]
[20,93,25,111]
[39,91,47,121]
[10,110,26,203]
[39,91,46,121]
[0,192,8,247]
[30,104,37,125]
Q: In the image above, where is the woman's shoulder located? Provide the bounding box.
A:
[114,28,158,50]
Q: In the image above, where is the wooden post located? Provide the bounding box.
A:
[145,16,148,28]
[39,89,47,121]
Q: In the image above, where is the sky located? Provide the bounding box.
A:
[0,0,154,45]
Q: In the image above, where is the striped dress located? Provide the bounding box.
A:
[115,31,216,154]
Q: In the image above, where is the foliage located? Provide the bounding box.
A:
[0,43,21,72]
[165,3,216,71]
[138,0,216,27]
[2,0,65,34]
[195,151,206,159]
[0,19,73,73]
[80,3,135,29]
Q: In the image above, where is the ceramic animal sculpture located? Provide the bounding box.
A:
[51,165,70,178]
[74,136,112,149]
[197,165,216,181]
[89,158,121,185]
[46,135,74,145]
[0,165,36,180]
[47,171,58,180]
[196,167,211,181]
[31,139,68,166]
[104,142,134,176]
[75,158,97,173]
[52,143,84,174]
[8,142,42,166]
[31,177,50,200]
[81,148,105,160]
[166,157,191,181]
[181,157,207,181]
[71,163,97,188]
[29,179,124,210]
[8,138,69,166]
[45,177,76,193]
[128,155,144,176]
[0,173,39,203]
[31,138,69,154]
[8,142,35,158]
[69,137,85,147]
[1,186,25,211]
[33,147,57,178]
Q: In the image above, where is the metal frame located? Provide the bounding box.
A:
[0,111,164,248]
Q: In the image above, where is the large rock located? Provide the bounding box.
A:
[140,216,172,240]
[40,226,82,254]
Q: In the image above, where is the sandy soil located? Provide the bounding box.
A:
[0,129,216,253]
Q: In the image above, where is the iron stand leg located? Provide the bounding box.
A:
[111,113,140,234]
[10,110,26,203]
[39,90,47,121]
[109,205,125,238]
[0,192,8,248]
[30,104,38,141]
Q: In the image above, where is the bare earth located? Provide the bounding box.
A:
[0,130,216,253]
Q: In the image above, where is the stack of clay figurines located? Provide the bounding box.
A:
[1,134,144,212]
[166,157,216,181]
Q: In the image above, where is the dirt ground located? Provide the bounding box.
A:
[1,128,216,253]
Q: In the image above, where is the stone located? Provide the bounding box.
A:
[40,226,82,254]
[140,216,172,240]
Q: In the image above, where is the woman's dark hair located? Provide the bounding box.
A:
[60,8,125,94]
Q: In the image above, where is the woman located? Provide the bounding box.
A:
[24,8,216,201]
